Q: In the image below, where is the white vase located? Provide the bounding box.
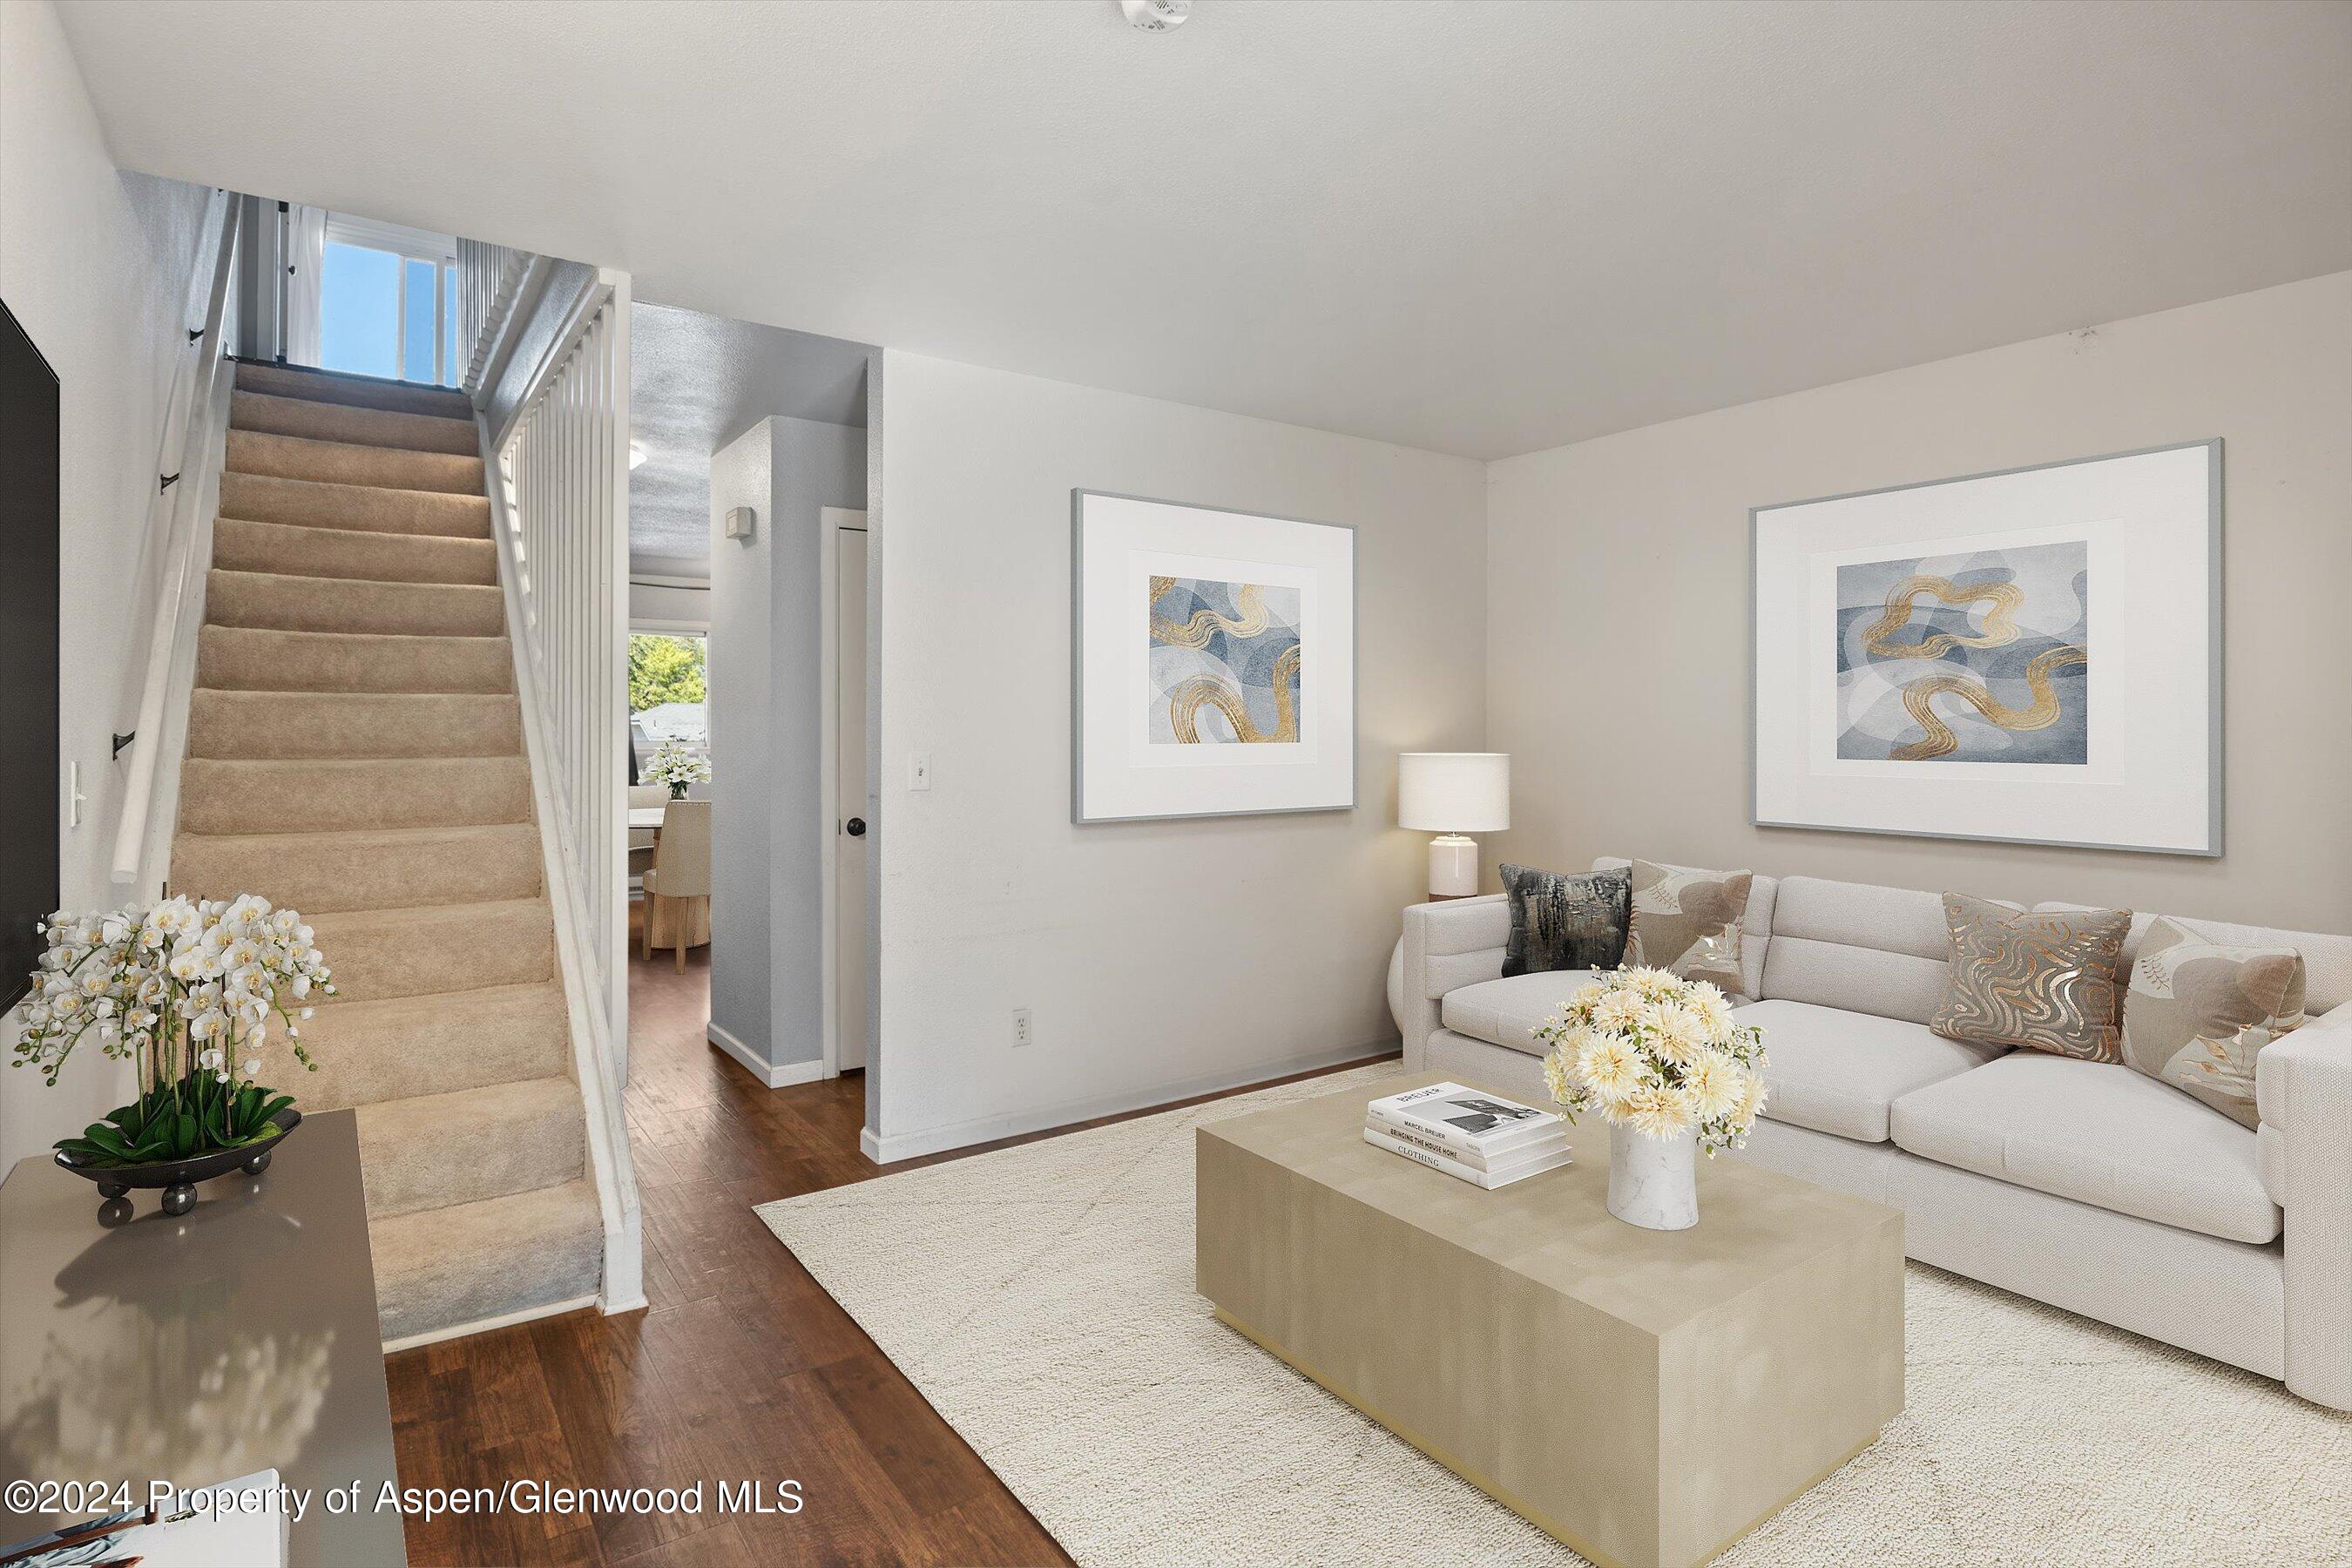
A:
[1606,1122,1698,1231]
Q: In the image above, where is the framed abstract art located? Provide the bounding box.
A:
[1072,490,1355,822]
[1751,440,2220,855]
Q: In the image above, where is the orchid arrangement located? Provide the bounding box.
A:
[643,739,711,800]
[10,895,334,1167]
[1531,967,1768,1156]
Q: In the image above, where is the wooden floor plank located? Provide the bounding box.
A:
[385,903,1394,1565]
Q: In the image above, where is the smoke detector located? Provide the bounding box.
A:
[1120,0,1190,32]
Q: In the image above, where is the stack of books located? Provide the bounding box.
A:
[1363,1081,1572,1189]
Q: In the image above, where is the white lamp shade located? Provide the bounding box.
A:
[1397,753,1510,833]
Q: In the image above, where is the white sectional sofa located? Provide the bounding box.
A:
[1399,857,2352,1411]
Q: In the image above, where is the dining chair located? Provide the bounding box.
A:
[640,799,712,971]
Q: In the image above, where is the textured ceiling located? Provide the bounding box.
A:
[58,1,2352,460]
[628,302,870,567]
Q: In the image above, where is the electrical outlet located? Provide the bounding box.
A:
[1011,1007,1032,1048]
[909,752,932,791]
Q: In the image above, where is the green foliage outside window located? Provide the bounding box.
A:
[629,634,706,713]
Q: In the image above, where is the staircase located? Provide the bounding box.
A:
[172,361,604,1346]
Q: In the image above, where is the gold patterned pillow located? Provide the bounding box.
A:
[2122,916,2304,1127]
[1622,860,1752,996]
[1930,893,2131,1060]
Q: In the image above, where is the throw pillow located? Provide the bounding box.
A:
[1497,864,1630,977]
[1930,893,2131,1061]
[1622,859,1752,996]
[2121,916,2305,1127]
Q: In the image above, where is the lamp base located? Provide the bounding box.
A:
[1427,835,1479,899]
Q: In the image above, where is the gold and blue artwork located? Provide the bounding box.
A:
[1835,540,2088,764]
[1147,576,1301,745]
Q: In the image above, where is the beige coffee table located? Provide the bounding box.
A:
[1196,1071,1903,1568]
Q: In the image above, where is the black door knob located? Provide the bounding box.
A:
[845,817,867,837]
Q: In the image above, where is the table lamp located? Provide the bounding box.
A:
[1398,752,1510,899]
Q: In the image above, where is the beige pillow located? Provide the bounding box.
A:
[1623,859,1752,996]
[1930,893,2130,1061]
[2122,916,2305,1127]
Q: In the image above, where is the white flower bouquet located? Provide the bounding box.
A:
[644,739,711,799]
[11,894,334,1167]
[1531,967,1768,1156]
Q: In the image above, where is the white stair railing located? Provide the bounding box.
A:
[476,262,645,1315]
[111,187,241,895]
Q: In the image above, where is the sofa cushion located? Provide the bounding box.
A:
[1890,1053,2279,1244]
[1441,970,1598,1057]
[1732,999,2006,1144]
[1759,875,1954,1024]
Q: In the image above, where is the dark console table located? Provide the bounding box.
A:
[0,1108,406,1565]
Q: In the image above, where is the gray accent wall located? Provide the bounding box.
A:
[1486,270,2352,934]
[706,416,866,1076]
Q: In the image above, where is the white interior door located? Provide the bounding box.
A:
[835,523,870,1072]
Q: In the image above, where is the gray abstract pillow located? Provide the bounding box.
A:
[1930,892,2130,1061]
[1498,864,1630,978]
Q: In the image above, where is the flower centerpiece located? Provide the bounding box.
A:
[10,894,333,1222]
[1531,966,1768,1231]
[644,738,711,801]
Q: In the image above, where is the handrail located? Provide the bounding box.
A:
[475,261,645,1315]
[110,193,240,890]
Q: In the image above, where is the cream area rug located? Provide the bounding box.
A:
[754,1064,2352,1565]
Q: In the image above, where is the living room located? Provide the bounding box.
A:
[3,2,2348,1565]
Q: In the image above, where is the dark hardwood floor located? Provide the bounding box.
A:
[386,908,1394,1566]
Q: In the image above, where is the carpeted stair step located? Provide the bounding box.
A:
[213,517,497,586]
[227,429,484,496]
[220,470,490,539]
[197,626,515,694]
[206,567,504,637]
[262,981,571,1112]
[178,756,532,835]
[357,1078,586,1220]
[307,899,555,1003]
[188,689,522,758]
[172,821,543,913]
[371,1179,603,1347]
[231,389,477,456]
[235,360,474,420]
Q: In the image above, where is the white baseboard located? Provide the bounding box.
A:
[380,1293,598,1355]
[862,1040,1399,1166]
[706,1022,826,1089]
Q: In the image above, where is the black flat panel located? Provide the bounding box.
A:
[0,301,60,1011]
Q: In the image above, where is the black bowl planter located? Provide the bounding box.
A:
[54,1107,302,1226]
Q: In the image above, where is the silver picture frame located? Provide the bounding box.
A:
[1747,438,2222,856]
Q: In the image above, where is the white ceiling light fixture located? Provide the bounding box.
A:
[629,443,648,470]
[1119,0,1189,33]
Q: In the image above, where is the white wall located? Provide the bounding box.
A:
[0,0,213,1173]
[870,351,1487,1159]
[1487,271,2352,934]
[705,417,864,1080]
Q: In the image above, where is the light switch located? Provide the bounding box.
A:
[908,752,931,791]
